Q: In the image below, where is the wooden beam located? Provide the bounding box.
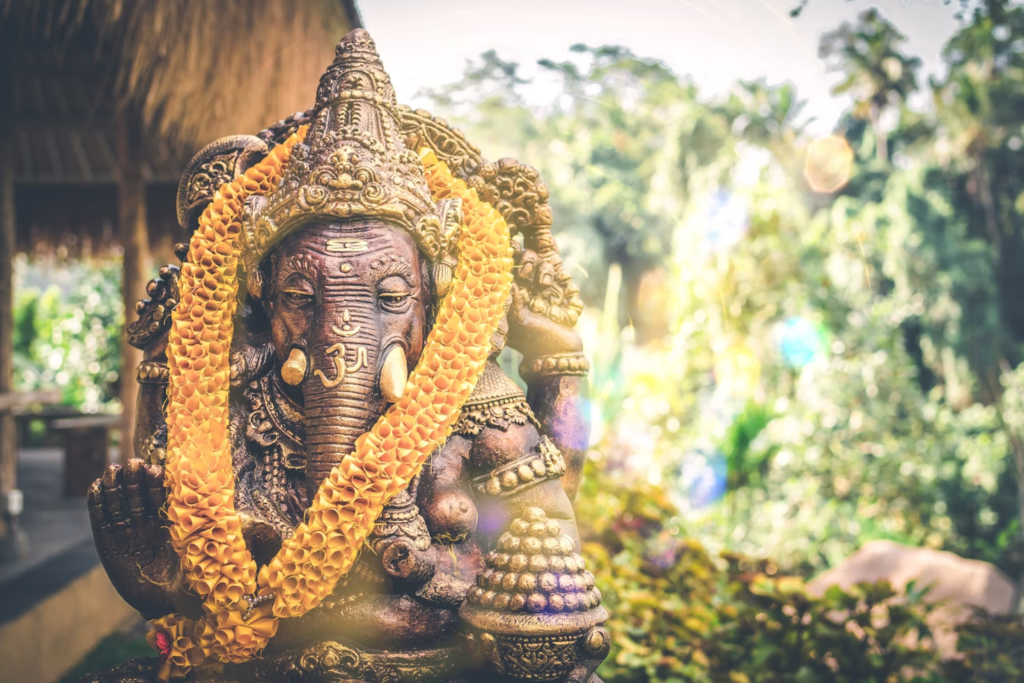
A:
[52,414,121,430]
[115,107,149,464]
[1,39,22,538]
[44,128,63,179]
[69,130,93,182]
[1,133,17,535]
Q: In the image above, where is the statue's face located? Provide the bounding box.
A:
[262,219,430,495]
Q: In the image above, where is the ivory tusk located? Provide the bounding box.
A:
[380,345,408,403]
[281,347,308,386]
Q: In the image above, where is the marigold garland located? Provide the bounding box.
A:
[150,142,513,680]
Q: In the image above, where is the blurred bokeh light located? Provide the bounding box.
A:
[677,447,728,511]
[803,135,854,193]
[778,317,827,369]
[713,340,762,396]
[702,190,749,252]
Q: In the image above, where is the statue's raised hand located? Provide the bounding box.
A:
[506,246,584,359]
[88,459,183,619]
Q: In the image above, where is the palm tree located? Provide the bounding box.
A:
[819,9,921,163]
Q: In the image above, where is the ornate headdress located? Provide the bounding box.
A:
[240,29,461,295]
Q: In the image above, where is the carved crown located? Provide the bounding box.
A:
[240,29,459,274]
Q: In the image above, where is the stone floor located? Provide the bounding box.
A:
[0,448,98,585]
[0,447,139,683]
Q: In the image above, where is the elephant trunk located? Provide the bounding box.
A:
[302,323,384,499]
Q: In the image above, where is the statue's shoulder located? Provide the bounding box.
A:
[453,361,538,438]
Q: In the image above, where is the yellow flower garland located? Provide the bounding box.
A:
[151,138,513,680]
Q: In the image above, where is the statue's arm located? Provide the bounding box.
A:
[506,248,591,499]
[522,369,589,501]
[87,459,203,620]
[127,249,186,465]
[91,253,202,619]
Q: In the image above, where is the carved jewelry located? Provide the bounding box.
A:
[519,352,591,379]
[473,436,568,498]
[137,360,170,384]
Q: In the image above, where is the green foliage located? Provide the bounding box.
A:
[944,612,1024,681]
[578,459,1024,682]
[819,9,921,124]
[14,259,124,413]
[722,401,775,491]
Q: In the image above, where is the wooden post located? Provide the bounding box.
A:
[116,108,149,463]
[0,134,16,536]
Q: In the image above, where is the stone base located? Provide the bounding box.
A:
[77,639,477,683]
[75,639,606,683]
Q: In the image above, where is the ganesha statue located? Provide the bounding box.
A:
[82,29,608,683]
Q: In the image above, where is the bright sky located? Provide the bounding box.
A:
[357,0,962,134]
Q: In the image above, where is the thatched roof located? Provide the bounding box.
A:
[3,0,360,150]
[1,0,361,259]
[9,49,183,184]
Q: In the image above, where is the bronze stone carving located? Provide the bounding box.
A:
[85,28,605,683]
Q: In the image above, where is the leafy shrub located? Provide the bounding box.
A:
[424,2,1024,583]
[577,459,1024,682]
[942,612,1024,682]
[13,260,124,413]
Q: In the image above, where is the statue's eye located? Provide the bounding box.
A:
[282,289,315,307]
[377,291,411,313]
[377,274,413,313]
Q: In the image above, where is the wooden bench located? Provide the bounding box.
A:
[1,390,120,497]
[0,390,62,412]
[13,406,83,449]
[51,415,121,497]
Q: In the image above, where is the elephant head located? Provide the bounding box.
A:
[255,218,432,498]
[230,29,468,500]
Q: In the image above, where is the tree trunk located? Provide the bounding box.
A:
[997,357,1024,614]
[1004,425,1024,614]
[0,133,16,537]
[975,153,1001,248]
[871,103,888,164]
[116,108,150,463]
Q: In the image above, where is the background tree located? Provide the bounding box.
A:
[819,8,922,163]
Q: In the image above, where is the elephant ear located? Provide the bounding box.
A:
[177,109,315,238]
[176,135,270,234]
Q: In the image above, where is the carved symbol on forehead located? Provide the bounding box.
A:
[332,309,362,338]
[326,239,369,253]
